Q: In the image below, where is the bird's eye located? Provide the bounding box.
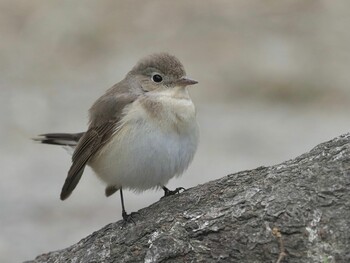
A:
[152,74,163,83]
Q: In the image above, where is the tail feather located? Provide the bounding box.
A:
[34,132,84,146]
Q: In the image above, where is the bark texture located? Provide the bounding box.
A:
[26,134,350,263]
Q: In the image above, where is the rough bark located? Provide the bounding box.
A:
[26,134,350,263]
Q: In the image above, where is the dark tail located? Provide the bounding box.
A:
[34,132,84,146]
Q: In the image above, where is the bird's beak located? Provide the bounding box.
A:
[176,77,198,87]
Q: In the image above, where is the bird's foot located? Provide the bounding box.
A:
[162,186,185,198]
[122,211,139,225]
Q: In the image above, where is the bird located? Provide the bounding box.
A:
[35,53,199,222]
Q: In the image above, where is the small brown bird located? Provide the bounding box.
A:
[35,53,199,221]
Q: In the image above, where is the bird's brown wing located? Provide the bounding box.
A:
[59,79,139,200]
[60,121,117,200]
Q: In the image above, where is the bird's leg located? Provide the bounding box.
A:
[120,188,137,224]
[162,186,185,197]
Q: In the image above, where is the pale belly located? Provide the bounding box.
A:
[89,100,199,191]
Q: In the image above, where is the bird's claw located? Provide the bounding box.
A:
[163,187,185,197]
[122,211,139,225]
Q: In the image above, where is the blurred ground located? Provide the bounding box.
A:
[1,1,350,262]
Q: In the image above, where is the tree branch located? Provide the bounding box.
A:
[26,133,350,263]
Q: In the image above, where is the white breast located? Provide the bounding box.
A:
[89,88,199,191]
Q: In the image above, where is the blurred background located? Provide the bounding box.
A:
[1,0,350,262]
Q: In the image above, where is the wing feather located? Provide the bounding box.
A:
[60,121,117,200]
[59,79,138,200]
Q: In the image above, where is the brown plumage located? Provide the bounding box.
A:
[35,52,198,217]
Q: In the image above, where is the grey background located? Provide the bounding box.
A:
[1,1,350,262]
